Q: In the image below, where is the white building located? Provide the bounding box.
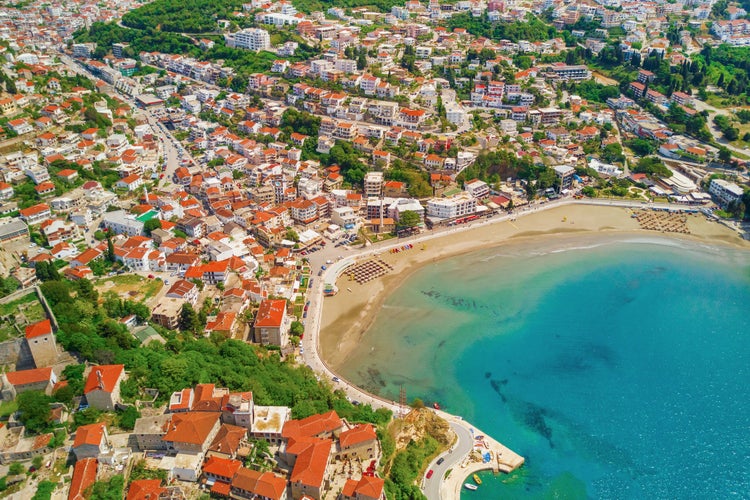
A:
[708,178,744,208]
[464,179,490,199]
[363,171,384,198]
[229,28,271,51]
[426,194,477,219]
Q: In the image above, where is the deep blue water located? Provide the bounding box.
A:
[337,236,750,499]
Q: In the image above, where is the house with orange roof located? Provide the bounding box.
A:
[230,467,287,500]
[56,169,79,183]
[203,456,242,486]
[205,312,239,338]
[341,476,385,500]
[116,173,143,192]
[337,424,378,461]
[69,458,98,500]
[126,479,168,500]
[84,364,125,411]
[207,423,249,460]
[19,203,52,225]
[72,422,110,460]
[284,437,332,499]
[1,367,57,399]
[25,318,57,368]
[70,247,103,269]
[253,299,290,346]
[162,411,222,455]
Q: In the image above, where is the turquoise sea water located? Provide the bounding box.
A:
[336,236,750,499]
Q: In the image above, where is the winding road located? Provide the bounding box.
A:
[423,422,474,499]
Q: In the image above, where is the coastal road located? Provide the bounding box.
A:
[423,421,474,500]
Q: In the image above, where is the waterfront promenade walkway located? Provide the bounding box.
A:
[301,198,690,497]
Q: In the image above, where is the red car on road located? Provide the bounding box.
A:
[426,470,434,479]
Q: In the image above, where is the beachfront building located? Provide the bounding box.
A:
[464,179,490,199]
[708,179,744,208]
[553,165,576,190]
[426,194,476,220]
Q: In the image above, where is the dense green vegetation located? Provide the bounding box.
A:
[88,475,124,500]
[292,0,404,13]
[457,150,558,198]
[714,114,740,141]
[37,277,391,425]
[121,0,244,33]
[73,23,200,59]
[632,156,672,178]
[385,436,438,500]
[447,13,556,43]
[624,138,657,156]
[563,80,620,104]
[32,481,57,500]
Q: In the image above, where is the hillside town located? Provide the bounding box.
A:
[0,0,749,497]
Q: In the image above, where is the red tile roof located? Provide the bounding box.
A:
[282,410,342,439]
[25,318,52,339]
[162,411,220,445]
[69,457,98,500]
[73,422,106,448]
[5,367,53,387]
[84,364,124,394]
[126,479,167,500]
[254,299,286,328]
[289,438,332,488]
[203,456,242,479]
[342,476,385,499]
[339,424,377,449]
[231,468,287,500]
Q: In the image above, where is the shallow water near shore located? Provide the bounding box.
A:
[335,236,750,498]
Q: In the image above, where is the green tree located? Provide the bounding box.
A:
[116,406,141,430]
[397,210,421,229]
[143,218,162,236]
[285,229,300,242]
[106,233,115,263]
[31,480,57,500]
[89,475,124,500]
[179,303,201,334]
[0,276,19,298]
[8,462,24,475]
[17,391,52,434]
[290,321,304,336]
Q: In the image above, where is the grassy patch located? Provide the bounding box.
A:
[0,292,37,316]
[94,274,163,301]
[0,399,18,418]
[0,292,46,341]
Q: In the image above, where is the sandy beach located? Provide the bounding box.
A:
[319,204,749,368]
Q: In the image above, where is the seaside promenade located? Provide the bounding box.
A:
[300,198,707,498]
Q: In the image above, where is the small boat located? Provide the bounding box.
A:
[433,402,440,410]
[473,474,482,485]
[464,483,478,491]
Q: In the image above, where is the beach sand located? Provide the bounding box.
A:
[319,204,749,368]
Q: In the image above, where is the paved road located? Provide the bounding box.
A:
[423,422,474,500]
[57,54,197,186]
